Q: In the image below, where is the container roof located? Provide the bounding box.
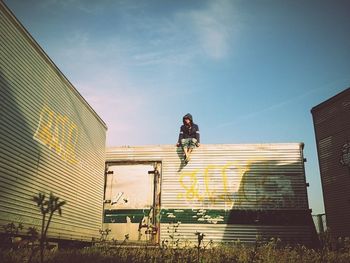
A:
[311,87,350,114]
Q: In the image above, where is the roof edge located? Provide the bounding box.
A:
[0,1,108,130]
[107,142,305,150]
[311,87,350,114]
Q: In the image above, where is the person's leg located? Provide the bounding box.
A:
[186,148,192,162]
[185,138,197,162]
[191,138,198,147]
[181,139,189,160]
[183,147,189,158]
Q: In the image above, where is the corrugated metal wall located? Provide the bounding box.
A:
[0,2,107,241]
[312,87,350,238]
[106,143,315,245]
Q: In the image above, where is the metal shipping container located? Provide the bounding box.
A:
[0,2,107,242]
[311,87,350,238]
[105,143,317,246]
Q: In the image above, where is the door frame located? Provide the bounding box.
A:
[104,161,162,244]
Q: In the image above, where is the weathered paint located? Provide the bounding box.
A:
[33,104,79,165]
[311,87,350,238]
[106,144,316,245]
[103,163,160,242]
[0,2,107,241]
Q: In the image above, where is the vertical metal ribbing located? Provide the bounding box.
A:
[0,2,107,241]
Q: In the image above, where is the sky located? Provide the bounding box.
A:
[4,0,350,215]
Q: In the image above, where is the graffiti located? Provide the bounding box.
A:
[176,161,295,208]
[340,142,350,167]
[177,162,250,206]
[33,105,78,164]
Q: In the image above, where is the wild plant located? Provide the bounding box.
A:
[195,231,205,262]
[166,221,181,248]
[2,222,23,248]
[99,228,111,242]
[33,192,66,263]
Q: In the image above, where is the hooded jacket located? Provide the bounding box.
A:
[177,113,200,143]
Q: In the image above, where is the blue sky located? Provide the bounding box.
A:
[4,0,350,214]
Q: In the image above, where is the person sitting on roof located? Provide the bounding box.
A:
[176,113,200,163]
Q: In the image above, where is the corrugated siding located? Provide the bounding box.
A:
[106,143,313,245]
[160,224,312,245]
[312,88,350,237]
[0,3,107,241]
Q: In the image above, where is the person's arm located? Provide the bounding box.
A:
[177,126,184,146]
[195,125,200,145]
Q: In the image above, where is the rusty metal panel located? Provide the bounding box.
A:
[106,143,314,245]
[0,2,107,241]
[311,87,350,238]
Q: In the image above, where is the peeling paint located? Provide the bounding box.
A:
[167,213,176,218]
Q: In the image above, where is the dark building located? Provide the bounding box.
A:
[311,88,350,238]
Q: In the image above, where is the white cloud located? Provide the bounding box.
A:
[132,49,197,67]
[46,28,202,146]
[177,0,238,60]
[110,0,240,66]
[39,0,111,14]
[37,0,242,145]
[76,78,152,146]
[216,85,331,129]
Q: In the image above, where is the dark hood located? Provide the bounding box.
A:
[183,113,193,124]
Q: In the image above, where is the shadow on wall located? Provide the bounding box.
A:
[221,160,319,247]
[0,70,42,227]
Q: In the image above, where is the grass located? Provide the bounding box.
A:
[1,240,350,263]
